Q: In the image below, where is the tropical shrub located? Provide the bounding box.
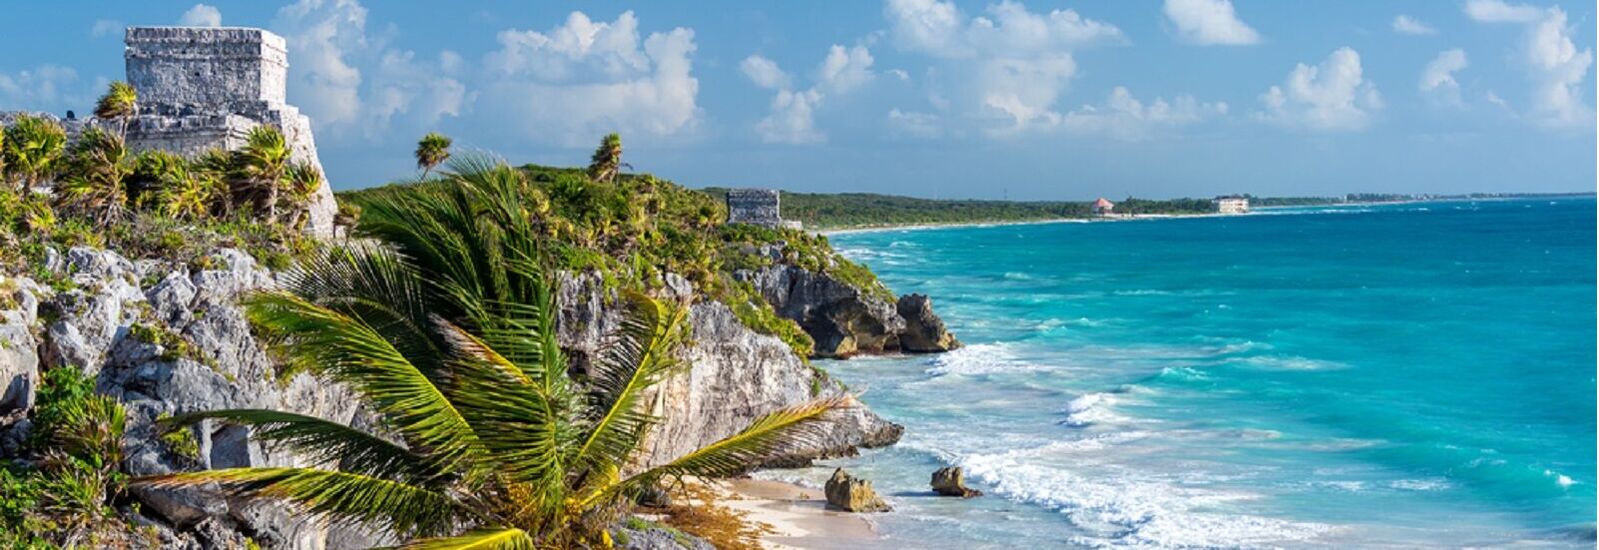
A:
[2,114,67,189]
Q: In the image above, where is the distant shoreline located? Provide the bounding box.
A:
[816,194,1596,236]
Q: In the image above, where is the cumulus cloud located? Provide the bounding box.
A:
[180,4,223,27]
[1419,49,1468,106]
[884,0,1123,134]
[740,55,790,90]
[90,19,124,38]
[1391,15,1437,36]
[1463,0,1544,23]
[1464,0,1593,127]
[1163,0,1261,46]
[272,0,468,139]
[744,45,876,144]
[817,45,875,95]
[483,11,700,146]
[886,108,943,139]
[756,89,824,144]
[0,65,98,112]
[1257,47,1382,131]
[1061,86,1227,140]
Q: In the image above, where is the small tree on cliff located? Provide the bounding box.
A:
[136,158,847,548]
[56,128,132,225]
[93,81,138,138]
[414,132,451,179]
[587,132,630,183]
[2,114,67,189]
[231,126,292,222]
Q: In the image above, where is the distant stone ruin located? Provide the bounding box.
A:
[123,26,337,236]
[726,188,785,228]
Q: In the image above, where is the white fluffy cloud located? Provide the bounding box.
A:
[272,0,467,139]
[1163,0,1261,46]
[1463,0,1544,23]
[1257,47,1382,131]
[884,0,1123,134]
[1391,15,1437,36]
[0,65,98,113]
[886,108,943,139]
[180,4,223,27]
[740,55,790,90]
[90,19,123,38]
[756,89,824,144]
[272,0,369,128]
[1062,87,1227,140]
[484,11,700,146]
[1465,0,1593,127]
[743,45,876,144]
[1419,49,1468,106]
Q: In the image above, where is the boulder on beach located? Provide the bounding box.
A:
[824,468,891,512]
[930,466,982,498]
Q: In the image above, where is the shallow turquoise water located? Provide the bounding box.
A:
[765,198,1596,548]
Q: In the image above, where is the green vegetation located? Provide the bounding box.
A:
[587,132,629,183]
[414,132,452,179]
[0,114,324,277]
[339,139,902,360]
[135,172,845,547]
[92,81,138,137]
[2,367,142,548]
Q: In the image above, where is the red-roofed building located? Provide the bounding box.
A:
[1092,198,1115,216]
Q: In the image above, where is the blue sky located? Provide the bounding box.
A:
[1,0,1594,199]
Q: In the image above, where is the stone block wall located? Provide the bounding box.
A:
[727,188,782,228]
[125,27,288,109]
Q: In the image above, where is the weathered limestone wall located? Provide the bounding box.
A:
[727,188,782,228]
[125,27,288,109]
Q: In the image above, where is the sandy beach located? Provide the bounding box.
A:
[692,478,881,549]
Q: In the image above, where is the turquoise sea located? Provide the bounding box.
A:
[763,198,1597,548]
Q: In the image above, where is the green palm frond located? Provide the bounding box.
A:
[596,396,848,505]
[135,467,467,537]
[93,81,138,121]
[159,409,438,483]
[277,243,446,376]
[244,291,482,471]
[394,527,536,550]
[569,292,688,479]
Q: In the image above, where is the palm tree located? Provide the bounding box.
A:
[2,114,68,189]
[130,149,189,212]
[190,147,236,217]
[136,215,843,547]
[56,128,132,226]
[414,132,452,179]
[586,133,630,184]
[281,160,323,229]
[232,126,292,221]
[93,81,138,138]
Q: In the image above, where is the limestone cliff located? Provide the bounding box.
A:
[0,248,903,549]
[734,245,961,358]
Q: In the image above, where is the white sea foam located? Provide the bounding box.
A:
[923,342,1045,376]
[1389,478,1451,491]
[954,440,1334,548]
[1231,355,1348,371]
[1060,392,1126,427]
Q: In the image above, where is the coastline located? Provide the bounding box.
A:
[681,478,879,550]
[817,210,1248,236]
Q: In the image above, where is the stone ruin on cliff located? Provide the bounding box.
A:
[727,187,802,229]
[0,26,338,236]
[124,26,337,235]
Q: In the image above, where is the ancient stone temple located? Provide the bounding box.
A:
[123,26,338,236]
[726,188,783,228]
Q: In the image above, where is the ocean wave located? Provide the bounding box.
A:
[924,343,1046,376]
[1059,392,1126,428]
[955,440,1334,548]
[1229,355,1348,371]
[1389,478,1451,491]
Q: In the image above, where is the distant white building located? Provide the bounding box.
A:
[1092,198,1115,216]
[1213,196,1249,214]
